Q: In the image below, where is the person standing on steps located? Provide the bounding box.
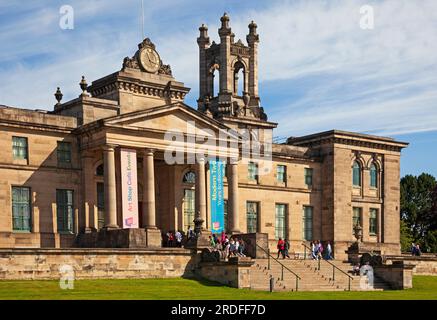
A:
[317,240,323,260]
[325,241,333,260]
[277,238,285,259]
[175,230,182,248]
[311,241,317,260]
[283,239,291,259]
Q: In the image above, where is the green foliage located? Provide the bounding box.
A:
[400,173,437,252]
[400,220,413,252]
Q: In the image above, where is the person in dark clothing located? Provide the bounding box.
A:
[283,239,291,259]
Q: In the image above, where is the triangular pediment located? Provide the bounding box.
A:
[103,102,237,139]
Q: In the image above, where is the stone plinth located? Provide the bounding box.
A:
[233,233,269,259]
[76,228,162,248]
[145,228,162,248]
[199,256,254,289]
[185,230,212,249]
[374,261,415,289]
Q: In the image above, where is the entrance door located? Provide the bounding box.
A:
[138,201,143,227]
[97,182,105,229]
[183,189,195,231]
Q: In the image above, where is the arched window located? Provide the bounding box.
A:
[352,161,361,187]
[233,61,245,96]
[183,171,196,184]
[213,69,220,97]
[96,163,104,176]
[370,163,378,188]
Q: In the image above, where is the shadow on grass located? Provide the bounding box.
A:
[181,275,230,288]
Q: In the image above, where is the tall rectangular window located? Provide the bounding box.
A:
[248,162,258,182]
[369,208,378,235]
[246,201,258,233]
[57,142,72,164]
[353,207,362,232]
[277,165,286,183]
[183,189,195,231]
[12,137,28,160]
[304,168,313,187]
[57,189,74,232]
[353,161,361,187]
[224,199,229,233]
[275,204,287,240]
[97,182,105,229]
[12,187,31,231]
[302,206,313,241]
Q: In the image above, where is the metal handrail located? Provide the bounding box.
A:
[301,242,353,291]
[255,243,301,291]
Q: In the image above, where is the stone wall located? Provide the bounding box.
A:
[0,248,199,280]
[199,257,253,289]
[386,255,437,276]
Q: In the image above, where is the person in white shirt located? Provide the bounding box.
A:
[175,230,182,247]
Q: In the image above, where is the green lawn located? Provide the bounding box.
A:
[0,276,436,300]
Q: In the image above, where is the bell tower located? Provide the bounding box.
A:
[197,13,268,122]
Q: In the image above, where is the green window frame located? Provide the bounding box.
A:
[302,206,313,241]
[304,168,313,187]
[353,207,362,233]
[57,189,74,232]
[183,189,195,231]
[12,186,31,231]
[57,141,72,164]
[353,161,361,187]
[246,201,258,233]
[12,136,28,160]
[248,162,258,181]
[369,208,378,235]
[275,204,287,240]
[370,163,378,188]
[277,165,286,183]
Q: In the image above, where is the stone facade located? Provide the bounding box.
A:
[0,14,407,260]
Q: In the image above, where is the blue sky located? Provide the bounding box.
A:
[0,0,436,177]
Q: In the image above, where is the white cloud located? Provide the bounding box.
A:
[0,0,437,138]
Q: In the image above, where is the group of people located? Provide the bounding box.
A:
[164,230,184,247]
[164,227,196,247]
[310,240,333,260]
[411,243,422,256]
[209,232,246,259]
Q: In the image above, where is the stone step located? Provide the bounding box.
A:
[249,258,392,292]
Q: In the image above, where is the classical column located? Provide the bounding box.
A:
[196,157,207,230]
[229,160,240,233]
[103,145,118,229]
[142,149,156,229]
[81,152,94,232]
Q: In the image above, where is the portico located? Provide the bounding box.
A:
[76,102,240,247]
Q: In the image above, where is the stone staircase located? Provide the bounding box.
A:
[250,258,392,292]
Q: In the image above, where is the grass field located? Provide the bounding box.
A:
[0,276,436,300]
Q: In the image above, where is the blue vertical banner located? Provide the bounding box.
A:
[210,159,225,234]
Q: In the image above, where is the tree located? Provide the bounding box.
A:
[400,220,413,252]
[400,173,437,252]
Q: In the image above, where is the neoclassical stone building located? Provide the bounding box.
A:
[0,14,407,259]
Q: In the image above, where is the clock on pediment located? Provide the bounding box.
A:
[122,38,173,76]
[139,46,161,73]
